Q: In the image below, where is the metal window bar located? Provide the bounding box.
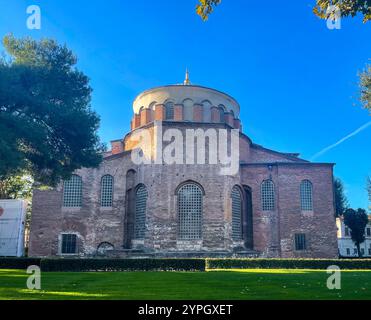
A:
[300,180,313,211]
[134,186,148,239]
[295,234,307,251]
[261,180,275,211]
[62,234,77,254]
[178,184,203,240]
[101,175,114,207]
[165,102,174,120]
[231,186,243,241]
[63,175,82,207]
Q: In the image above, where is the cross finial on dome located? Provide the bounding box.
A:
[184,68,191,85]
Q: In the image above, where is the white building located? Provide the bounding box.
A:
[336,217,371,257]
[0,200,27,257]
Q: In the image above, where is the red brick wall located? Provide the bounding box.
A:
[225,113,234,127]
[193,104,203,122]
[241,163,338,258]
[234,118,241,130]
[111,140,124,155]
[140,109,152,126]
[154,104,165,121]
[211,107,219,123]
[174,104,183,121]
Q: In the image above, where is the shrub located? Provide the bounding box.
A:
[206,258,371,270]
[0,257,41,269]
[39,258,206,272]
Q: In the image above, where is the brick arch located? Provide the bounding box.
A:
[174,180,206,196]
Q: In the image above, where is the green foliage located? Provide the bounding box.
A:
[196,1,371,22]
[34,258,205,272]
[0,173,33,199]
[334,177,349,217]
[2,257,371,272]
[344,208,369,257]
[0,257,41,269]
[206,258,371,269]
[360,65,371,113]
[0,35,104,186]
[313,0,370,23]
[196,0,221,20]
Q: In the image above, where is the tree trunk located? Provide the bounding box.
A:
[356,242,362,258]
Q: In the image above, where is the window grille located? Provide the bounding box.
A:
[63,175,82,207]
[101,175,114,207]
[165,102,174,120]
[61,234,77,254]
[295,233,307,251]
[231,186,243,241]
[261,180,275,211]
[300,180,313,211]
[134,185,148,239]
[178,183,203,240]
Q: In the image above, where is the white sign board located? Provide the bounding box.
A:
[0,200,27,257]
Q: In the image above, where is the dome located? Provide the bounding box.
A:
[133,84,240,117]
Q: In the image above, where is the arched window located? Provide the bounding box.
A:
[261,180,275,211]
[63,175,82,207]
[300,180,313,211]
[165,102,174,120]
[202,100,212,122]
[97,242,114,255]
[178,183,203,240]
[231,186,243,241]
[101,175,114,207]
[183,99,194,121]
[134,185,148,239]
[218,107,225,123]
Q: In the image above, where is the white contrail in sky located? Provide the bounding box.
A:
[311,120,371,161]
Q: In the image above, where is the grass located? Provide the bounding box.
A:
[0,269,370,300]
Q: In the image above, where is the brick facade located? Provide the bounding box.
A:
[29,85,338,258]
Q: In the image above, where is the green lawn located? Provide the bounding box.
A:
[0,269,370,300]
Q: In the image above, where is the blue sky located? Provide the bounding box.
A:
[0,0,370,209]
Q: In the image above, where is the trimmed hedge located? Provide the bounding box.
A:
[0,257,41,269]
[1,258,371,271]
[39,258,206,272]
[206,258,371,270]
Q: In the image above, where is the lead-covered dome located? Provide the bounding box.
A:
[130,76,241,131]
[133,84,240,116]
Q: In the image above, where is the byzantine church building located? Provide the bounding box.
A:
[29,74,338,258]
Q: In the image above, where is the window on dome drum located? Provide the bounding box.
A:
[61,234,78,254]
[231,186,243,241]
[346,248,350,256]
[134,185,148,240]
[294,234,307,251]
[218,107,225,123]
[261,180,275,211]
[366,227,371,237]
[300,180,313,211]
[63,175,82,207]
[101,175,114,207]
[178,183,203,240]
[165,102,174,120]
